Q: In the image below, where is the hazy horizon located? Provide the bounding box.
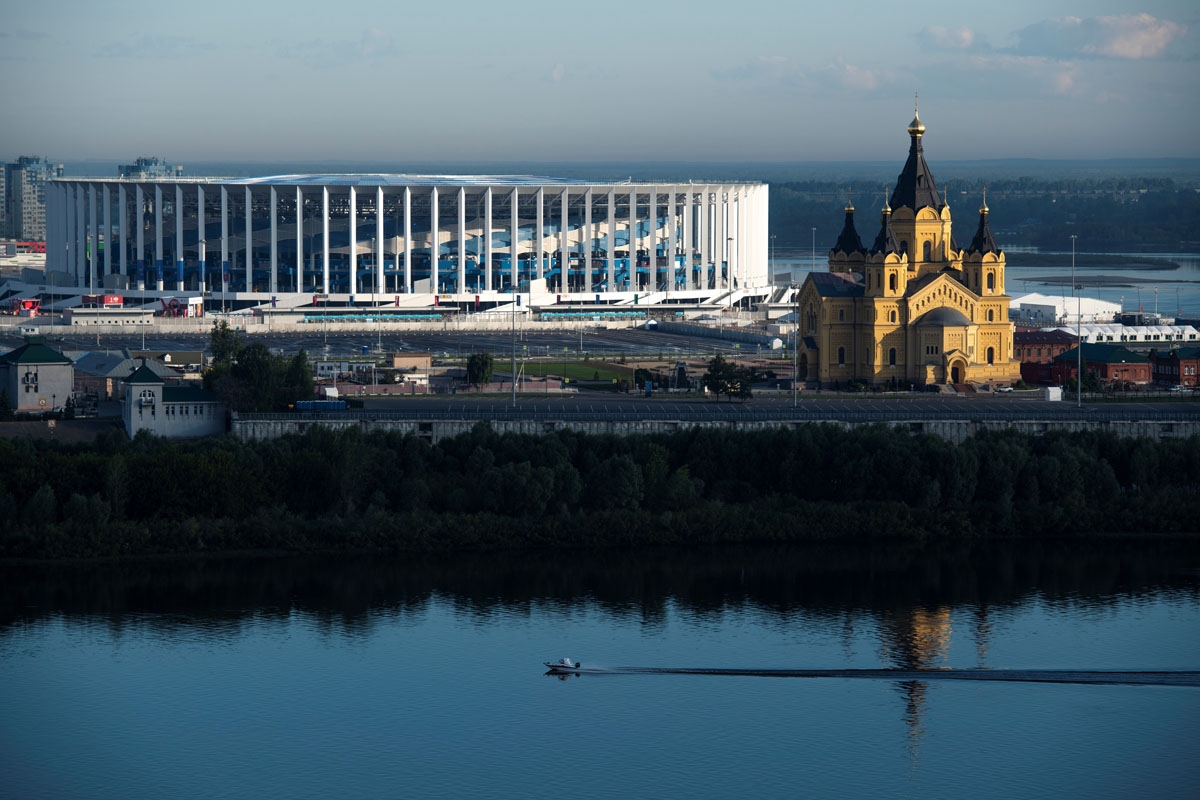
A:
[3,2,1197,163]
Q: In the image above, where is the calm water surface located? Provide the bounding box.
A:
[3,542,1199,799]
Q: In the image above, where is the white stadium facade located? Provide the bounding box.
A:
[39,175,769,316]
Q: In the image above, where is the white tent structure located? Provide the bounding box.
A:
[1010,292,1121,327]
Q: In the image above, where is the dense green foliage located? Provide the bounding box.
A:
[702,355,753,400]
[1,423,1197,560]
[466,352,494,387]
[203,321,314,411]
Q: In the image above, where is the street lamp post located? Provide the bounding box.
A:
[770,235,776,281]
[1072,234,1081,408]
[511,293,517,407]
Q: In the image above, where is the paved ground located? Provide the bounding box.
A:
[7,328,769,361]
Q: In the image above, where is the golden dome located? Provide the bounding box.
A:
[907,110,925,138]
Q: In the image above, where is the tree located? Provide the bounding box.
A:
[279,350,315,406]
[209,320,241,367]
[702,355,752,401]
[467,352,494,388]
[0,388,12,421]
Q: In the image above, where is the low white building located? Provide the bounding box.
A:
[1055,323,1200,347]
[122,361,224,438]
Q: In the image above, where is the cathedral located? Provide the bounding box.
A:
[796,107,1022,388]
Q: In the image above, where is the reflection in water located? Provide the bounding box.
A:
[5,541,1197,634]
[2,540,1198,799]
[878,607,953,758]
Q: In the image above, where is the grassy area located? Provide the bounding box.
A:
[521,360,631,382]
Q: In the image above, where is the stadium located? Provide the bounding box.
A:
[36,176,769,318]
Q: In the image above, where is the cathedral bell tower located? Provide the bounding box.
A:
[885,99,955,278]
[962,188,1005,296]
[865,189,907,298]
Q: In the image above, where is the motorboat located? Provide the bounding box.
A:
[544,657,581,674]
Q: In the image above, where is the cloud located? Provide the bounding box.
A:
[1013,14,1185,60]
[962,54,1082,96]
[918,26,979,50]
[0,29,48,40]
[711,56,800,84]
[820,58,893,92]
[360,27,394,58]
[94,36,215,59]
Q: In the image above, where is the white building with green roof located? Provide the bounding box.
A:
[123,361,224,438]
[0,337,74,414]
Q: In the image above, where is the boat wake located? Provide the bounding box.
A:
[546,667,1200,687]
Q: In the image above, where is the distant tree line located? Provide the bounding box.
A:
[770,178,1200,253]
[0,423,1197,560]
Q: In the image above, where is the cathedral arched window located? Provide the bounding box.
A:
[889,309,897,323]
[838,309,845,322]
[888,347,896,366]
[888,274,897,293]
[987,309,995,322]
[923,241,932,262]
[837,347,846,366]
[987,347,995,365]
[986,272,995,292]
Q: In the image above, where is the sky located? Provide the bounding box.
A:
[2,0,1197,165]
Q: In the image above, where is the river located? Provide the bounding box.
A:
[3,541,1199,799]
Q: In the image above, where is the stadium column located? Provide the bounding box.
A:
[244,187,253,293]
[403,186,411,293]
[118,185,127,281]
[175,184,185,291]
[221,186,229,295]
[155,185,164,291]
[197,186,205,293]
[649,188,658,292]
[721,190,730,291]
[136,186,145,290]
[75,183,85,287]
[103,184,112,280]
[536,187,544,281]
[269,186,278,296]
[510,187,519,292]
[429,186,438,294]
[296,186,304,294]
[348,186,357,298]
[699,187,709,290]
[63,185,74,283]
[606,189,615,291]
[457,186,465,295]
[89,184,98,291]
[559,188,568,293]
[322,186,329,295]
[376,185,385,296]
[483,186,492,292]
[628,188,637,291]
[583,188,591,291]
[729,188,739,291]
[667,187,676,293]
[682,188,693,290]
